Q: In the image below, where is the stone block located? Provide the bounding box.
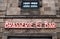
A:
[0,12,5,15]
[55,3,59,7]
[0,28,3,32]
[42,0,56,15]
[7,0,18,8]
[56,23,60,27]
[0,4,6,11]
[44,7,51,11]
[58,0,60,2]
[54,19,60,22]
[0,19,4,22]
[5,19,32,23]
[12,0,19,7]
[6,7,21,15]
[43,11,56,15]
[0,37,2,39]
[40,8,45,15]
[43,3,48,7]
[0,0,7,11]
[0,22,4,27]
[43,19,54,22]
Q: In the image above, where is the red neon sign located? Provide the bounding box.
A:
[5,21,56,28]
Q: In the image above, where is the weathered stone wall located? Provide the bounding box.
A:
[6,0,56,15]
[0,0,60,16]
[0,0,60,39]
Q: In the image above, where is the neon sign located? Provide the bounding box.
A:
[5,21,56,28]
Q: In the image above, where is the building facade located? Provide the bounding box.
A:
[0,0,60,39]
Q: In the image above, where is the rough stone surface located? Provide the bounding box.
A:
[0,22,4,27]
[0,12,5,15]
[6,7,21,15]
[0,0,7,11]
[5,0,57,15]
[0,19,4,22]
[0,0,60,39]
[0,28,4,32]
[0,0,59,15]
[54,19,60,22]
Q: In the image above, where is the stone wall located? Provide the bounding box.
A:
[0,0,58,15]
[0,0,60,39]
[0,0,60,16]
